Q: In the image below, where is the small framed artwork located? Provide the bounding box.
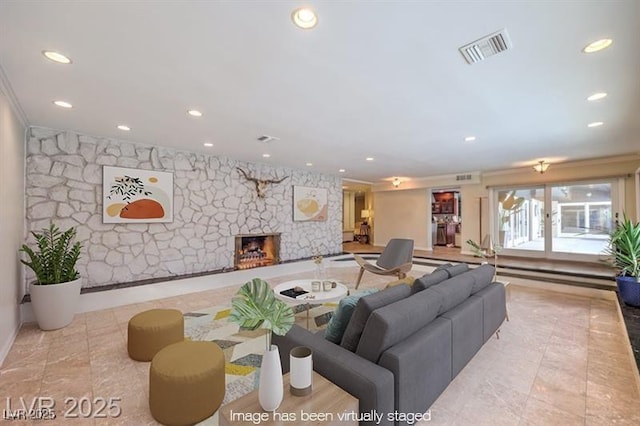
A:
[103,166,173,223]
[293,186,328,222]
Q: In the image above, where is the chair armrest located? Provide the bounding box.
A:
[353,252,369,268]
[273,325,395,426]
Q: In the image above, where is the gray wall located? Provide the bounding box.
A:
[0,88,25,364]
[25,127,342,288]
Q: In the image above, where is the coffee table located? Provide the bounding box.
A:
[274,280,348,329]
[219,371,358,425]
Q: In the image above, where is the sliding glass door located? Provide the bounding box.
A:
[492,180,619,260]
[496,187,545,252]
[550,183,612,255]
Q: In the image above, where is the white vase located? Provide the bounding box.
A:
[30,278,82,330]
[289,346,313,396]
[259,345,283,412]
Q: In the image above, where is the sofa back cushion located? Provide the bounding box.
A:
[411,270,449,294]
[429,272,475,314]
[469,264,495,294]
[324,289,378,344]
[443,263,469,278]
[355,288,443,363]
[434,263,453,272]
[340,284,412,352]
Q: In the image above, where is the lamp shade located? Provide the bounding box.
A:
[361,210,370,219]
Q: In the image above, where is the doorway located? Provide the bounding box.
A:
[430,188,462,251]
[342,183,373,244]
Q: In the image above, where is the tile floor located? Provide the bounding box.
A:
[1,261,638,425]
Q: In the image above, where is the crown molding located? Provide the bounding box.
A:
[482,154,640,177]
[0,63,28,127]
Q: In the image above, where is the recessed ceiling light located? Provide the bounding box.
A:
[188,110,203,117]
[306,162,313,166]
[117,125,131,131]
[339,169,346,173]
[366,157,374,161]
[203,142,213,147]
[53,100,72,108]
[262,153,271,158]
[583,38,612,53]
[43,50,72,64]
[588,121,604,127]
[464,136,476,142]
[587,92,607,101]
[291,8,318,29]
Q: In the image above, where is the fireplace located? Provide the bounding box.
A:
[234,233,281,270]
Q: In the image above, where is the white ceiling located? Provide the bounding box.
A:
[1,1,639,183]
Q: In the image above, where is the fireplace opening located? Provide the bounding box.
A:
[234,233,281,270]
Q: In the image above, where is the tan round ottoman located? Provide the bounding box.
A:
[127,309,184,361]
[149,341,225,426]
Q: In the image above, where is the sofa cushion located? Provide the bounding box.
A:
[434,263,452,272]
[411,270,449,294]
[324,289,378,344]
[429,273,474,314]
[469,264,495,294]
[355,288,443,363]
[444,263,469,278]
[340,284,412,352]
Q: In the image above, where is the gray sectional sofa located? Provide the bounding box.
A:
[273,263,506,426]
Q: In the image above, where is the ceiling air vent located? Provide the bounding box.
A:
[257,135,280,143]
[459,29,512,64]
[456,174,473,181]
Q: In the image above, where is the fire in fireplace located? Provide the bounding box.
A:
[234,233,281,270]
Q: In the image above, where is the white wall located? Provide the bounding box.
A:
[0,88,25,365]
[372,188,429,250]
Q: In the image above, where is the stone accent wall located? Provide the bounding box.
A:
[25,127,342,288]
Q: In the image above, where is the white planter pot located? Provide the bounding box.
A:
[30,278,82,330]
[258,344,283,412]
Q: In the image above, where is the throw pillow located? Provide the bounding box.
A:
[324,289,378,344]
[340,284,412,352]
[385,276,415,289]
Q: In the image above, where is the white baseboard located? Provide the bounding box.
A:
[0,324,20,368]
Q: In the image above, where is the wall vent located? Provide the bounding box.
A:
[257,135,280,143]
[456,174,473,181]
[459,29,512,64]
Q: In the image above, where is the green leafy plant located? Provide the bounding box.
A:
[229,278,294,350]
[605,215,640,280]
[466,239,502,281]
[20,224,82,285]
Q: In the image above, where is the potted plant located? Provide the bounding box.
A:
[229,278,294,411]
[466,239,502,281]
[605,216,640,307]
[20,224,83,330]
